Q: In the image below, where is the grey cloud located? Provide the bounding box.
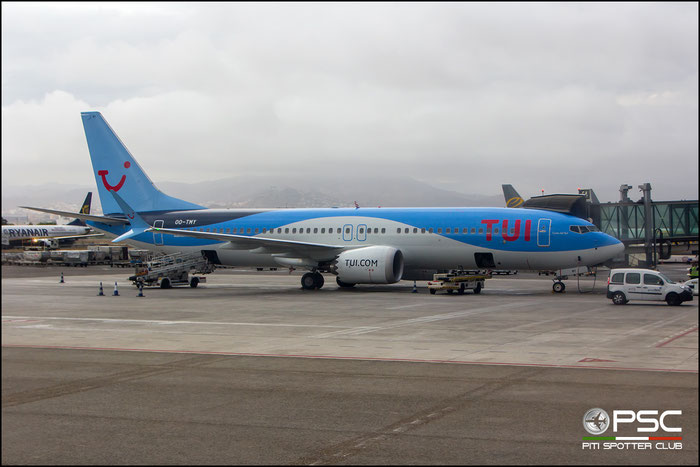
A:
[1,2,697,202]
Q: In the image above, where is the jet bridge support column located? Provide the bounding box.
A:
[638,183,654,267]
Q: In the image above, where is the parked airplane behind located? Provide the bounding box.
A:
[502,184,525,208]
[24,112,625,292]
[5,193,102,249]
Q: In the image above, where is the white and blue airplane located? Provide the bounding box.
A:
[25,112,625,292]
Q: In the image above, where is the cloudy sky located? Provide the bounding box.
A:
[2,2,698,203]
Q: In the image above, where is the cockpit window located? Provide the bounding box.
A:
[570,225,599,234]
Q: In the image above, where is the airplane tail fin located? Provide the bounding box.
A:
[502,184,525,208]
[81,112,204,216]
[67,192,92,226]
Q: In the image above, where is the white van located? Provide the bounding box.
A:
[607,268,694,306]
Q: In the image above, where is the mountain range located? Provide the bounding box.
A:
[2,175,503,222]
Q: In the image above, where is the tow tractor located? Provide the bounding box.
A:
[427,270,491,295]
[129,251,215,288]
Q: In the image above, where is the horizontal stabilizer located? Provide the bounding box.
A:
[108,190,150,230]
[34,233,104,241]
[108,190,151,243]
[20,206,129,225]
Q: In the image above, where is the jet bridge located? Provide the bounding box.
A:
[588,184,698,266]
[503,183,697,267]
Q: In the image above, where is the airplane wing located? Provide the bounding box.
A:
[148,227,348,262]
[31,233,105,241]
[19,206,129,225]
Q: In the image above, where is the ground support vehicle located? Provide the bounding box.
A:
[428,271,490,295]
[129,251,215,289]
[607,268,694,306]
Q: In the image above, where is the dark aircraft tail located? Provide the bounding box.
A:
[502,184,524,208]
[67,192,92,226]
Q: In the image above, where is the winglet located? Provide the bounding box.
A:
[108,189,151,243]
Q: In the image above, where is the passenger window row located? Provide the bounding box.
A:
[396,227,487,234]
[193,227,390,234]
[189,226,498,235]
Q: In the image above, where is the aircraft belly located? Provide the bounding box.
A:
[523,248,604,270]
[126,243,279,268]
[215,248,279,268]
[400,241,593,271]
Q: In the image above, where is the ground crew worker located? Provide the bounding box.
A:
[689,261,698,279]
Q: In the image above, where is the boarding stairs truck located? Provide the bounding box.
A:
[428,270,491,295]
[129,251,215,288]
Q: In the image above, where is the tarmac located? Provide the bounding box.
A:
[2,264,698,464]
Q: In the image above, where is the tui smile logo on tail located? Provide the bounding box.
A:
[98,161,130,192]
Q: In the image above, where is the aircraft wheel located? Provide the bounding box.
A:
[301,273,317,290]
[313,272,325,289]
[336,277,356,288]
[553,281,565,293]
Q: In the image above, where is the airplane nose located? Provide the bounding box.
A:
[597,235,625,261]
[614,240,625,256]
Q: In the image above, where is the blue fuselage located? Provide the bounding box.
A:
[90,206,624,272]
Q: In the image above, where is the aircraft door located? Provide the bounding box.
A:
[342,224,353,242]
[537,219,551,247]
[153,220,164,246]
[474,252,496,268]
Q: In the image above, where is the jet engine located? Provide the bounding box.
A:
[332,246,404,284]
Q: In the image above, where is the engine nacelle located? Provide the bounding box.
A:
[332,246,404,284]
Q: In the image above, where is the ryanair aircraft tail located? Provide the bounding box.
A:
[67,192,92,226]
[81,112,204,216]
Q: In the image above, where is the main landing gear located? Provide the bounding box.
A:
[301,272,325,290]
